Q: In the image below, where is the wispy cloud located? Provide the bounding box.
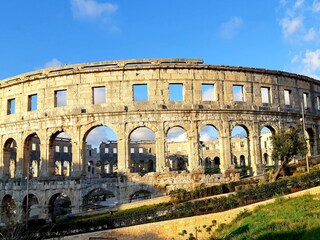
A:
[219,16,243,39]
[130,127,155,141]
[301,49,320,78]
[70,0,119,31]
[312,0,320,12]
[280,17,302,37]
[44,58,62,68]
[279,0,320,78]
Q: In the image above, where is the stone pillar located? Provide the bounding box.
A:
[188,121,202,172]
[15,135,24,179]
[117,124,129,173]
[250,123,262,175]
[155,122,166,172]
[71,127,83,177]
[220,121,232,173]
[39,132,48,177]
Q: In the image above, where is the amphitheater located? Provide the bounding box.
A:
[0,58,319,225]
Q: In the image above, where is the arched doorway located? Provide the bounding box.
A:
[1,195,16,224]
[84,126,117,177]
[129,190,151,202]
[48,193,71,222]
[3,138,17,178]
[260,126,274,166]
[83,188,117,211]
[24,134,41,178]
[199,125,220,172]
[129,127,156,174]
[22,194,39,222]
[50,132,72,177]
[231,125,250,176]
[166,126,188,171]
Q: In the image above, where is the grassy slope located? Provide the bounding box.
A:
[211,194,320,240]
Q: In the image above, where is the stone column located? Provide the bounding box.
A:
[39,132,48,177]
[250,123,262,175]
[155,122,166,172]
[188,121,202,172]
[220,121,232,173]
[15,135,24,178]
[71,127,82,177]
[117,124,129,173]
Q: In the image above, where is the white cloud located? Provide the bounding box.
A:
[302,49,320,71]
[219,16,243,39]
[291,54,301,63]
[312,0,320,12]
[44,58,62,68]
[86,126,117,147]
[304,27,316,41]
[280,17,302,37]
[294,0,304,9]
[71,0,117,19]
[167,127,187,142]
[202,87,215,101]
[130,127,155,141]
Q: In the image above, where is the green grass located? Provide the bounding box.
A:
[211,194,320,240]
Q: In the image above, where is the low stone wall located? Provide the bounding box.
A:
[58,186,320,240]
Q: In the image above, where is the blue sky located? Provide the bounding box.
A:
[1,0,320,80]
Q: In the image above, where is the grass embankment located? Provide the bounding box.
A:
[211,194,320,240]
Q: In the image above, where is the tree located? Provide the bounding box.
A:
[269,125,307,182]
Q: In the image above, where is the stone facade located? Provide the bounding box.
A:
[0,58,319,224]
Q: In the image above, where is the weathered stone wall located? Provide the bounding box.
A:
[0,58,320,224]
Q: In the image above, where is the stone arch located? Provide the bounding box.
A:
[199,124,220,170]
[166,126,188,171]
[83,125,118,177]
[49,131,72,177]
[3,138,17,178]
[1,194,16,224]
[23,133,41,178]
[48,193,71,222]
[22,194,39,222]
[231,125,250,172]
[129,190,151,202]
[83,188,116,211]
[306,127,315,156]
[260,126,275,166]
[129,126,156,174]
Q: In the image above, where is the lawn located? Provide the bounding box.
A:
[211,194,320,240]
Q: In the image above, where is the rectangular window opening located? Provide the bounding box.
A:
[261,87,270,104]
[233,85,244,102]
[54,90,67,107]
[7,99,16,115]
[317,96,320,110]
[28,94,38,111]
[169,83,183,101]
[133,84,148,102]
[284,89,291,105]
[201,84,215,101]
[92,86,106,104]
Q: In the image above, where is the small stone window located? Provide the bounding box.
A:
[233,85,244,102]
[64,146,68,153]
[54,90,67,107]
[55,146,60,152]
[202,84,215,101]
[133,84,148,102]
[130,148,135,153]
[28,94,38,111]
[169,83,183,101]
[92,86,106,104]
[113,148,117,154]
[284,89,291,105]
[7,98,16,115]
[32,143,37,151]
[139,148,143,153]
[105,148,109,154]
[317,96,320,110]
[261,87,270,104]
